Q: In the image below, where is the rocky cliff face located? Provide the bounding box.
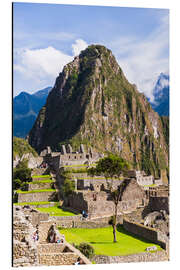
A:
[28,45,169,177]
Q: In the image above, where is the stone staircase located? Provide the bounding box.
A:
[36,220,92,266]
[37,243,79,266]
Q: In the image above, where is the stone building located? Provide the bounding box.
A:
[67,178,147,218]
[127,170,154,186]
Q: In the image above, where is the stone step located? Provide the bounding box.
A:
[37,243,67,254]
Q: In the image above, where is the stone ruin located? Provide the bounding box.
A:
[67,178,148,218]
[13,205,91,267]
[127,170,163,186]
[39,144,101,169]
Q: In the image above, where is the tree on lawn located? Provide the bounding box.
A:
[87,154,130,243]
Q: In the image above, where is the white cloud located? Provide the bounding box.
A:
[107,14,169,101]
[14,39,89,94]
[14,46,73,84]
[72,39,88,56]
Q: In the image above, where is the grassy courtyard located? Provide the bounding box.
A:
[37,205,77,216]
[59,226,162,256]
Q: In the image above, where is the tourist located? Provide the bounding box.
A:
[74,257,84,265]
[82,210,88,219]
[33,230,39,242]
[47,225,57,243]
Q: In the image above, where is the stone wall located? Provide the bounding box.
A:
[18,191,57,203]
[123,219,167,249]
[30,211,49,226]
[68,186,145,217]
[38,252,79,266]
[13,206,39,267]
[68,192,88,212]
[38,215,123,230]
[77,177,121,192]
[137,175,154,186]
[28,182,53,190]
[13,242,38,267]
[93,250,168,264]
[149,197,169,214]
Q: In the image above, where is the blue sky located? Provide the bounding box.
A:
[13,2,169,99]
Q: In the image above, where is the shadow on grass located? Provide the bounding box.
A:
[89,241,116,245]
[116,224,155,245]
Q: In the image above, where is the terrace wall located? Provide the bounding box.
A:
[28,182,53,190]
[38,252,79,266]
[18,191,57,203]
[93,250,168,264]
[123,219,168,249]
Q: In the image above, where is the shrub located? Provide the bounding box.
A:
[13,179,21,190]
[13,160,32,182]
[20,182,29,191]
[61,179,75,197]
[76,242,94,259]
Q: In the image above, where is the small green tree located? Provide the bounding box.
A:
[61,178,75,197]
[88,154,130,243]
[13,160,32,183]
[13,160,32,191]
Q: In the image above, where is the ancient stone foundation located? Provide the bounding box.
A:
[93,251,168,264]
[18,191,57,203]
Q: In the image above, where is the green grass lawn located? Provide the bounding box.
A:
[32,175,51,178]
[59,226,162,256]
[37,205,77,216]
[16,188,55,193]
[14,201,56,206]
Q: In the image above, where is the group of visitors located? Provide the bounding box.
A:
[47,224,64,244]
[33,224,65,244]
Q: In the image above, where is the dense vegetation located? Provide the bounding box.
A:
[13,160,32,191]
[13,137,37,159]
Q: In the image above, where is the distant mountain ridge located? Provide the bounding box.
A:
[13,87,52,138]
[150,73,169,116]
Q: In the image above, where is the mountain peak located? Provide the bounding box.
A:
[28,45,169,177]
[151,73,169,116]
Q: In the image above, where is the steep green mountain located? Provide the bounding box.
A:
[28,45,169,177]
[13,137,38,159]
[13,87,52,138]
